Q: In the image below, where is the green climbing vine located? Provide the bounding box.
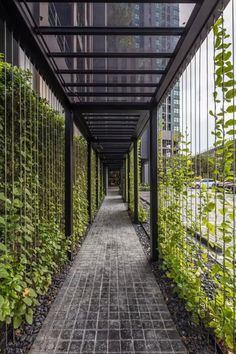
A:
[91,149,97,218]
[0,55,68,329]
[0,55,91,333]
[73,136,89,248]
[128,142,147,222]
[158,17,236,352]
[128,146,134,214]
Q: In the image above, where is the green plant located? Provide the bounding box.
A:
[157,17,236,351]
[91,149,97,218]
[128,147,135,214]
[128,141,148,222]
[0,56,70,330]
[140,183,150,191]
[73,136,89,248]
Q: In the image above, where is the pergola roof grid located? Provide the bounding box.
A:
[1,0,228,166]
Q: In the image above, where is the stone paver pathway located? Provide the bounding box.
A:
[30,188,187,354]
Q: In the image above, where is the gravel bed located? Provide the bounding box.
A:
[134,223,224,354]
[1,231,89,354]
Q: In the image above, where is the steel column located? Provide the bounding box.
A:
[120,165,123,197]
[106,167,109,195]
[65,110,73,259]
[100,160,103,199]
[128,153,130,206]
[96,152,99,208]
[87,141,92,222]
[103,164,106,196]
[150,107,158,261]
[123,159,126,201]
[133,139,139,224]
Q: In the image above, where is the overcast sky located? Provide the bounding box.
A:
[179,0,235,155]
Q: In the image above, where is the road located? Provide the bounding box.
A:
[140,190,236,258]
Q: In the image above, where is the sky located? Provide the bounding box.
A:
[178,0,235,155]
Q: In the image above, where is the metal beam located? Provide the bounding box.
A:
[100,160,103,200]
[68,92,153,97]
[100,145,127,150]
[98,142,130,145]
[149,107,158,261]
[127,153,131,204]
[100,150,129,153]
[89,125,137,129]
[87,141,92,222]
[73,112,90,139]
[65,110,73,260]
[57,69,165,75]
[91,131,134,134]
[102,160,122,163]
[153,0,230,107]
[36,26,185,36]
[86,120,138,123]
[99,146,130,149]
[133,139,139,224]
[85,118,139,121]
[92,134,135,137]
[96,153,99,208]
[87,121,137,124]
[100,153,125,156]
[50,52,173,59]
[84,114,140,117]
[92,138,131,142]
[72,102,153,111]
[88,124,137,127]
[105,166,108,196]
[123,158,127,202]
[22,0,200,3]
[92,135,133,138]
[64,83,159,88]
[88,123,137,127]
[99,147,129,150]
[90,128,135,131]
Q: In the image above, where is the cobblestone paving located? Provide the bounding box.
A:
[30,188,187,354]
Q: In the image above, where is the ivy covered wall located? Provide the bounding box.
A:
[0,56,95,332]
[96,156,105,208]
[73,136,89,248]
[0,57,68,329]
[91,149,97,218]
[157,18,236,351]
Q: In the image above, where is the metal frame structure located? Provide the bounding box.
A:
[0,0,230,261]
[65,110,73,259]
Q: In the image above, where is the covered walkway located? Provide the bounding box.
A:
[29,189,186,354]
[0,1,235,353]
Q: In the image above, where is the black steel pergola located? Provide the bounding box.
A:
[0,0,229,261]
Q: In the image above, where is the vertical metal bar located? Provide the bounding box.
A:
[65,110,73,258]
[150,106,158,261]
[120,163,123,197]
[103,164,106,196]
[128,153,130,205]
[100,160,103,198]
[133,138,139,223]
[106,166,108,195]
[124,158,127,202]
[96,152,99,208]
[87,140,92,222]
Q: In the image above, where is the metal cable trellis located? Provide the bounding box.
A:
[157,1,236,351]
